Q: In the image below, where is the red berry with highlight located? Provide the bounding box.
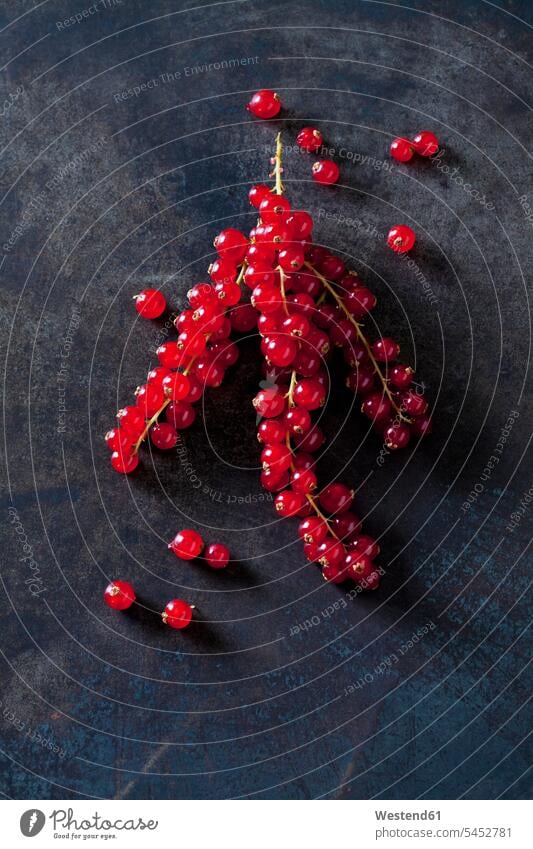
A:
[390,137,414,162]
[162,599,193,629]
[297,127,323,152]
[387,225,416,253]
[247,89,281,119]
[205,543,230,569]
[104,580,135,610]
[169,529,204,560]
[134,289,166,319]
[412,131,439,156]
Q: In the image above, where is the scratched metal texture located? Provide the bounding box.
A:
[0,0,531,800]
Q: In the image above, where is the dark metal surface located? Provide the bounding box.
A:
[0,0,531,800]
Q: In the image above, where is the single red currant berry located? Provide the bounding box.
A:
[361,392,392,421]
[349,535,381,560]
[284,407,311,435]
[322,562,346,583]
[294,378,326,410]
[412,130,439,157]
[330,511,362,542]
[312,159,339,185]
[246,89,281,119]
[247,242,276,265]
[261,442,292,473]
[278,246,305,272]
[387,225,416,253]
[346,364,376,395]
[296,126,323,152]
[183,376,203,404]
[105,427,133,453]
[316,537,346,568]
[175,309,194,332]
[345,552,374,582]
[372,337,400,362]
[230,303,258,333]
[165,401,196,430]
[319,483,354,515]
[205,543,230,569]
[161,372,190,401]
[187,282,216,309]
[274,489,307,517]
[304,541,321,562]
[390,364,414,389]
[214,281,242,307]
[260,468,290,492]
[291,468,317,493]
[104,580,135,610]
[135,383,165,417]
[286,211,314,241]
[286,292,316,318]
[259,194,291,224]
[264,335,298,367]
[208,257,237,285]
[147,366,172,387]
[384,421,411,449]
[169,529,204,560]
[330,318,357,348]
[193,356,225,388]
[150,422,178,450]
[248,183,271,208]
[157,341,181,369]
[162,599,194,629]
[134,289,166,319]
[401,390,428,416]
[110,449,139,474]
[293,452,316,471]
[282,314,310,339]
[116,405,145,436]
[209,340,239,369]
[251,283,283,314]
[298,516,328,544]
[294,425,325,454]
[253,387,286,418]
[257,418,285,444]
[213,228,248,263]
[319,254,346,280]
[343,286,377,318]
[410,414,432,437]
[390,137,414,162]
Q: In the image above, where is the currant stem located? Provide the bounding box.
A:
[133,399,171,453]
[305,261,411,422]
[270,132,285,196]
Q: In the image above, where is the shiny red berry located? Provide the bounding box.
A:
[291,468,317,493]
[105,427,133,453]
[157,341,181,369]
[261,443,292,473]
[111,449,139,474]
[134,289,166,319]
[248,184,271,208]
[384,421,411,449]
[150,422,178,450]
[165,401,196,430]
[319,483,354,515]
[247,89,281,119]
[298,516,328,544]
[343,286,377,318]
[213,228,248,263]
[346,364,375,395]
[296,126,323,152]
[253,388,286,418]
[294,425,325,454]
[372,337,400,362]
[274,489,307,517]
[345,552,374,582]
[349,535,381,560]
[161,372,190,401]
[293,378,326,410]
[361,392,392,421]
[169,529,204,560]
[316,537,346,567]
[390,137,414,162]
[387,225,416,253]
[104,580,135,610]
[402,390,428,416]
[389,364,414,389]
[412,130,439,156]
[260,468,289,492]
[162,599,194,629]
[116,405,145,436]
[205,543,230,569]
[312,160,339,185]
[278,246,305,271]
[319,254,346,280]
[135,383,165,417]
[230,303,258,333]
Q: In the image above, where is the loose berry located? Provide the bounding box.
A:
[134,289,166,319]
[294,425,325,453]
[205,543,230,569]
[284,407,311,435]
[169,529,204,560]
[247,89,281,119]
[296,127,323,152]
[387,225,416,253]
[259,194,291,224]
[104,580,135,610]
[390,138,414,162]
[412,131,439,156]
[278,246,305,271]
[286,211,314,240]
[162,599,194,629]
[330,511,361,541]
[312,160,339,185]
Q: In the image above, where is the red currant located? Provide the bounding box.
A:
[260,468,289,492]
[230,303,257,333]
[259,194,291,224]
[253,388,286,418]
[278,246,305,272]
[343,286,377,318]
[390,137,414,162]
[104,580,135,610]
[249,184,271,208]
[298,516,328,544]
[214,228,248,263]
[274,489,306,517]
[291,468,317,493]
[319,254,346,280]
[286,210,314,240]
[349,535,380,560]
[110,449,139,474]
[410,414,432,437]
[384,421,411,449]
[134,289,166,319]
[293,378,326,410]
[264,335,298,367]
[169,529,204,560]
[312,160,339,185]
[165,401,196,430]
[247,89,281,119]
[387,225,416,253]
[261,443,292,473]
[257,418,285,444]
[187,283,216,310]
[116,405,145,436]
[105,427,133,453]
[296,126,323,152]
[135,383,165,417]
[183,377,203,404]
[147,366,172,387]
[330,511,361,541]
[389,364,414,389]
[294,425,325,453]
[205,543,230,569]
[208,257,237,285]
[322,562,347,583]
[161,372,190,401]
[319,483,354,515]
[284,407,311,435]
[316,537,346,567]
[412,130,439,156]
[372,337,400,362]
[162,599,193,629]
[150,422,178,450]
[345,552,374,581]
[346,364,376,395]
[361,392,392,421]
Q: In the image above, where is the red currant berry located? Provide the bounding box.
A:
[248,184,271,208]
[402,390,428,416]
[193,356,225,388]
[412,130,439,156]
[251,283,283,314]
[303,541,321,562]
[349,535,381,560]
[161,372,190,401]
[104,580,135,610]
[182,377,203,404]
[162,599,193,629]
[312,160,339,185]
[169,529,204,560]
[319,483,354,515]
[293,452,315,471]
[134,289,166,319]
[165,401,196,430]
[330,318,357,348]
[296,126,323,152]
[274,489,307,517]
[135,383,165,417]
[410,414,432,437]
[345,552,374,582]
[362,570,381,590]
[247,89,281,119]
[282,314,310,339]
[261,443,292,473]
[157,341,181,369]
[390,137,414,162]
[147,366,172,387]
[389,364,414,389]
[291,468,317,493]
[150,422,178,450]
[278,246,305,272]
[259,194,291,224]
[293,378,326,410]
[213,228,248,263]
[330,511,361,541]
[253,387,286,418]
[214,281,242,306]
[319,254,346,280]
[322,562,347,583]
[346,364,376,395]
[257,418,285,444]
[387,225,416,253]
[110,449,139,474]
[286,211,314,240]
[230,303,257,333]
[116,405,145,436]
[384,421,411,449]
[286,292,316,318]
[264,334,298,367]
[187,283,216,310]
[105,427,132,453]
[260,468,289,492]
[294,425,325,453]
[208,257,237,285]
[205,543,230,569]
[284,407,311,435]
[298,516,328,544]
[372,337,400,362]
[343,286,377,318]
[361,392,392,421]
[316,537,346,567]
[209,340,239,369]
